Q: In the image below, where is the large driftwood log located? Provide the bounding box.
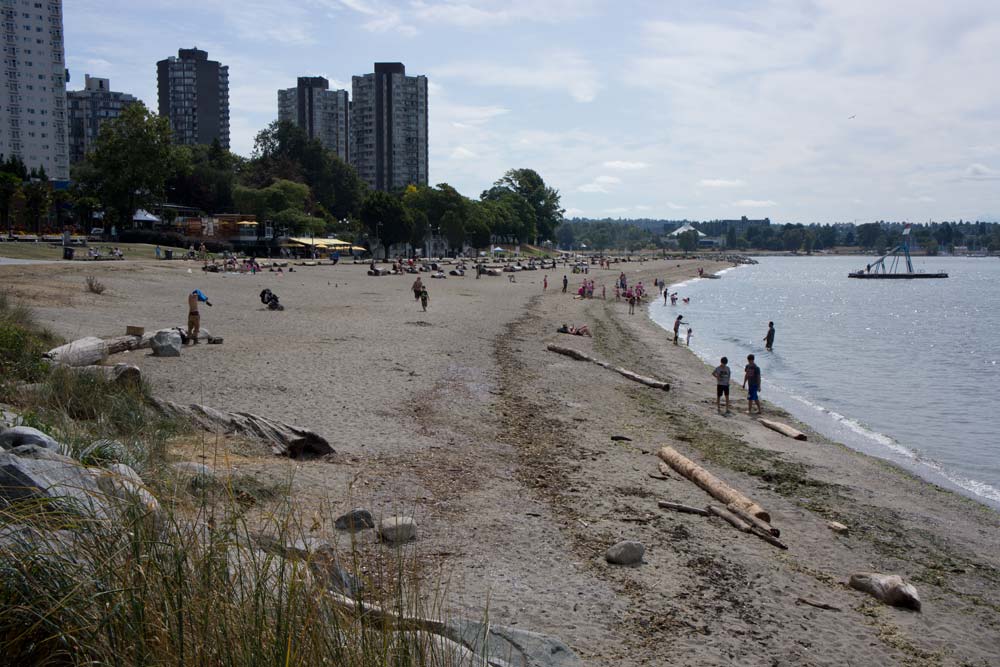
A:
[759,418,807,441]
[547,344,669,391]
[150,398,334,459]
[104,335,143,355]
[70,363,141,388]
[45,337,108,366]
[657,446,770,522]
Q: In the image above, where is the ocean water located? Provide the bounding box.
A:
[649,256,1000,510]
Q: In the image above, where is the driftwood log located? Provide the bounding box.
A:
[657,446,770,522]
[45,337,108,367]
[657,500,711,516]
[759,418,807,441]
[849,573,921,611]
[727,502,780,537]
[547,344,670,391]
[150,398,334,459]
[708,504,752,532]
[105,334,143,355]
[70,363,142,388]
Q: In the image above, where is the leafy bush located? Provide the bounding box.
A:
[0,291,59,397]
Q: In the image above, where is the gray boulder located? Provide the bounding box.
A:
[151,330,182,357]
[335,508,374,532]
[171,461,217,490]
[0,446,112,518]
[445,619,582,667]
[253,533,361,597]
[379,516,417,544]
[605,540,645,565]
[96,463,160,515]
[0,426,62,452]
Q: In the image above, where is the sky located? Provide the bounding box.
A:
[63,0,1000,223]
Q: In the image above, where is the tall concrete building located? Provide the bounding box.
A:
[278,77,349,162]
[0,0,69,180]
[67,75,137,164]
[156,48,229,148]
[350,62,428,191]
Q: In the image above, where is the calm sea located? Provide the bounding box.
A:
[649,255,1000,510]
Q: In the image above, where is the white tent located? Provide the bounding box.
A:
[133,209,160,223]
[668,223,706,238]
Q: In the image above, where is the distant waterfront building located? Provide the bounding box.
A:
[277,77,349,161]
[0,0,69,179]
[350,62,428,191]
[67,75,137,164]
[156,48,229,148]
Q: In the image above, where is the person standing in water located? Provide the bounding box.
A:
[673,315,685,344]
[187,289,212,343]
[764,322,776,351]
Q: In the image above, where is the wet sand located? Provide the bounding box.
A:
[3,256,998,666]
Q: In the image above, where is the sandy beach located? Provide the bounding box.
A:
[2,256,998,666]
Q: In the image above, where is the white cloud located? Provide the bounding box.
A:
[433,51,600,102]
[577,175,621,193]
[410,0,597,28]
[665,202,687,210]
[605,207,629,214]
[963,163,1000,180]
[564,207,585,217]
[634,205,652,211]
[450,146,477,159]
[733,199,778,208]
[699,178,746,188]
[603,160,649,170]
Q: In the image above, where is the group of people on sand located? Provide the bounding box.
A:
[710,323,776,415]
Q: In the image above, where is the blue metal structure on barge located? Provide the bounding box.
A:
[849,225,949,279]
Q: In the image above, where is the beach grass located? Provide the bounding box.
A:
[0,297,466,667]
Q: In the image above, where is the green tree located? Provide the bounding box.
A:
[485,168,562,241]
[0,173,20,236]
[23,181,51,235]
[465,209,491,251]
[88,103,175,231]
[725,225,737,248]
[856,223,882,249]
[360,191,412,260]
[555,223,575,250]
[441,210,465,254]
[678,230,699,252]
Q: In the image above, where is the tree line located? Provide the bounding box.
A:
[1,102,564,255]
[558,218,1000,254]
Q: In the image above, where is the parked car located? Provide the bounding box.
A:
[88,227,104,241]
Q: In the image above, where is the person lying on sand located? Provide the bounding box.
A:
[557,324,591,336]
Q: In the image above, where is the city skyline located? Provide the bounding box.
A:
[58,0,1000,222]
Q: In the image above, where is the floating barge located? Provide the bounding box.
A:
[849,224,948,279]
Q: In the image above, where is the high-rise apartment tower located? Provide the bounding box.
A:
[156,48,229,148]
[0,0,69,179]
[278,76,349,162]
[350,62,427,191]
[67,75,137,164]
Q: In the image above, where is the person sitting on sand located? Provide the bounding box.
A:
[557,324,592,336]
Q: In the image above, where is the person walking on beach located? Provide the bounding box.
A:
[673,315,685,344]
[764,322,776,351]
[627,289,636,315]
[187,289,212,344]
[562,275,568,293]
[543,275,548,291]
[713,356,731,414]
[419,288,429,312]
[743,354,762,415]
[412,276,424,301]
